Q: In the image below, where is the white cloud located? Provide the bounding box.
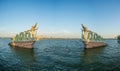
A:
[38,29,80,38]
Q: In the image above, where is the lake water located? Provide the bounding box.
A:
[0,38,120,71]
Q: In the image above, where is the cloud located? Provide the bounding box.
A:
[42,30,72,35]
[39,29,80,38]
[62,30,71,34]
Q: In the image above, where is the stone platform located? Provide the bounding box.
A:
[84,41,107,49]
[9,41,35,48]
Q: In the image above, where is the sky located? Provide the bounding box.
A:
[0,0,120,38]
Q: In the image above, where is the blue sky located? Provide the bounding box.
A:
[0,0,120,38]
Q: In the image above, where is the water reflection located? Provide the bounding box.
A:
[117,40,120,44]
[83,48,105,63]
[10,47,36,69]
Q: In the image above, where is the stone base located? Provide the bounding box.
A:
[9,41,36,48]
[84,41,107,49]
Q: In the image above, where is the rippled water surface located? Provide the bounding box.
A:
[0,38,120,71]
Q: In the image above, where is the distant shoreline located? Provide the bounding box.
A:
[0,37,116,40]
